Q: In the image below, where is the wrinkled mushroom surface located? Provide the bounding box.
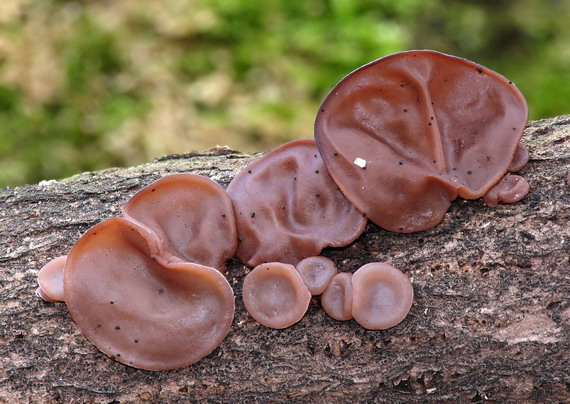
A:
[242,262,311,329]
[227,139,367,267]
[123,174,237,272]
[351,263,413,330]
[36,255,67,302]
[315,50,529,232]
[321,272,353,321]
[64,217,235,370]
[296,256,338,295]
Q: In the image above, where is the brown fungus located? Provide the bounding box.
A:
[123,174,237,272]
[64,217,235,370]
[352,263,413,330]
[315,50,529,232]
[227,139,367,267]
[36,255,67,302]
[242,262,311,329]
[321,272,353,321]
[295,256,338,295]
[483,174,530,207]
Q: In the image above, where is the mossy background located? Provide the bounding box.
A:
[0,0,569,187]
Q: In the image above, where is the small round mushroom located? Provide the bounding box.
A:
[295,256,338,295]
[227,139,367,267]
[242,262,311,329]
[351,263,413,330]
[483,174,530,207]
[64,217,235,370]
[123,174,237,272]
[315,50,529,232]
[321,272,353,321]
[36,255,67,302]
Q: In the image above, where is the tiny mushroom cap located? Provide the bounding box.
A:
[352,263,413,330]
[242,262,311,329]
[296,256,338,295]
[483,174,530,207]
[36,255,67,302]
[315,50,529,233]
[321,272,353,321]
[64,217,235,370]
[227,139,367,267]
[507,143,530,173]
[123,174,237,272]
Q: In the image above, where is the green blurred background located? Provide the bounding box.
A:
[0,0,569,187]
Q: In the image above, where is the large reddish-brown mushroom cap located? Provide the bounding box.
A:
[123,174,237,272]
[242,262,311,329]
[315,50,529,232]
[352,262,413,330]
[64,217,235,370]
[227,139,367,267]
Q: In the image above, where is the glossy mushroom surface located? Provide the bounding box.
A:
[227,139,367,267]
[483,174,530,207]
[321,272,353,321]
[242,262,311,329]
[64,217,235,370]
[296,256,338,295]
[351,263,413,330]
[36,255,67,302]
[123,174,237,272]
[315,50,529,232]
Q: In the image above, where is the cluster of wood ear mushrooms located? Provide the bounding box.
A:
[36,50,530,371]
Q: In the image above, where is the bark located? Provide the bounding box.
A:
[1,115,569,403]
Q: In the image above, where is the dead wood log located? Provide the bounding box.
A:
[0,115,569,403]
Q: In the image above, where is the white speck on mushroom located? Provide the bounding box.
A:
[353,157,367,168]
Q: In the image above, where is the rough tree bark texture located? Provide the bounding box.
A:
[1,115,569,403]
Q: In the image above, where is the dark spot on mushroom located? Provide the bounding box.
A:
[221,214,226,218]
[403,109,408,112]
[248,170,252,174]
[315,170,320,174]
[151,188,156,192]
[398,161,403,165]
[315,194,320,198]
[110,301,114,304]
[134,339,139,343]
[115,325,121,330]
[250,212,255,218]
[467,171,472,175]
[477,68,483,73]
[158,288,164,294]
[320,108,325,113]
